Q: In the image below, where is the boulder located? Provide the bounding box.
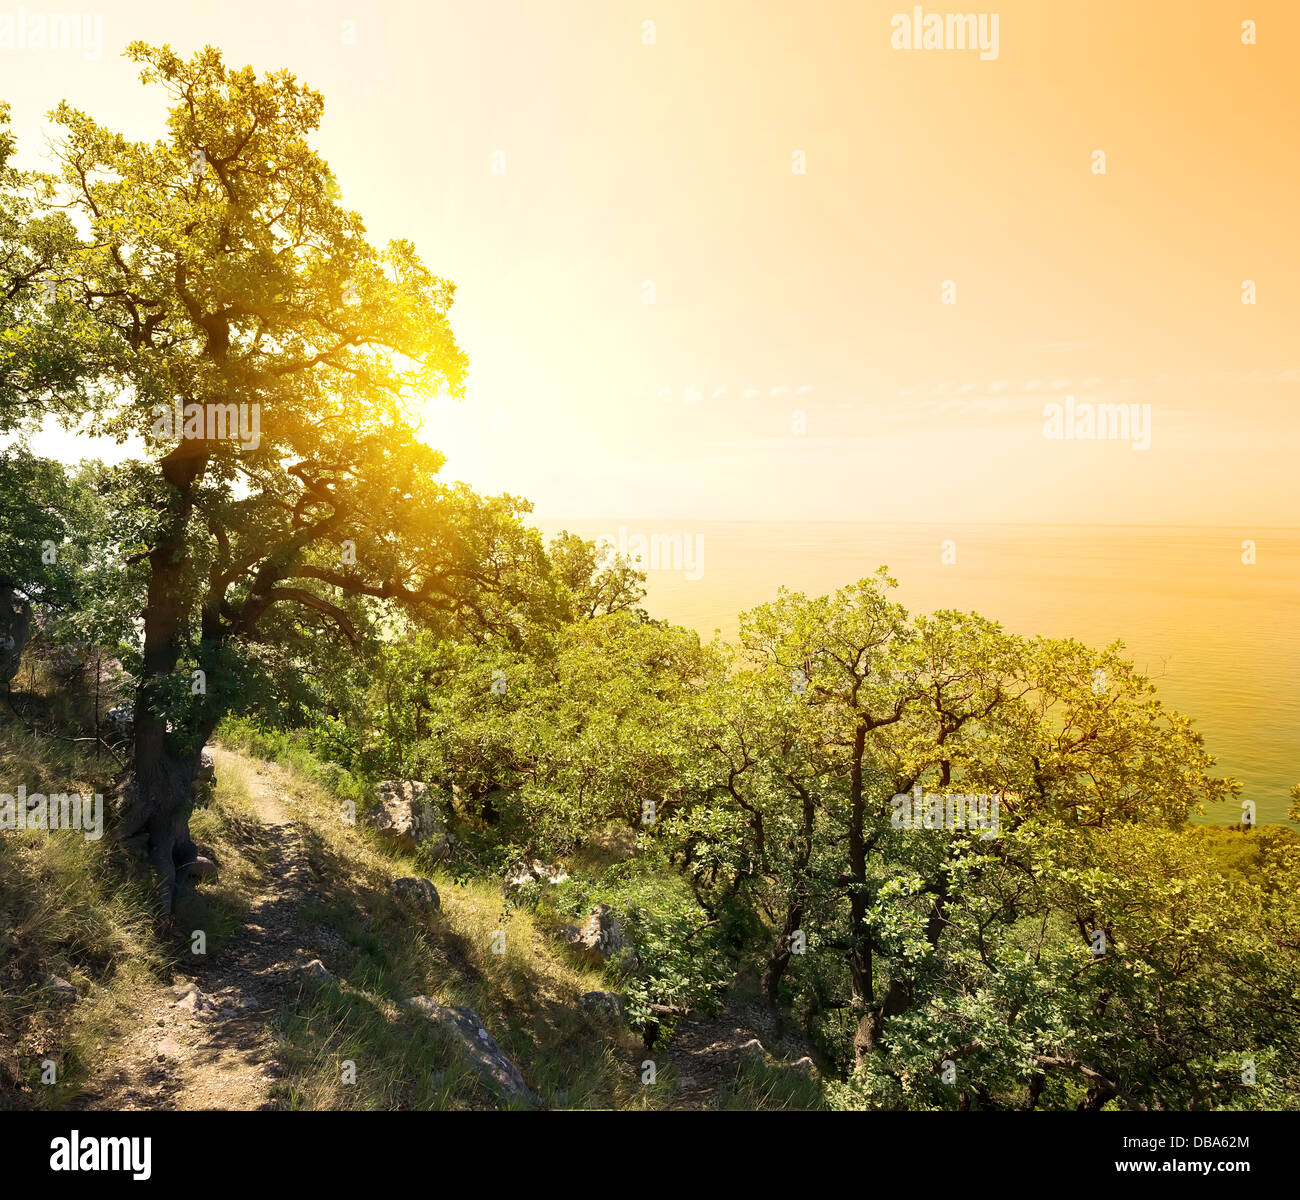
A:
[196,748,217,784]
[404,996,537,1105]
[101,704,134,748]
[300,959,333,984]
[390,876,441,913]
[566,905,637,970]
[46,975,78,1006]
[365,781,450,857]
[579,991,626,1020]
[503,859,568,892]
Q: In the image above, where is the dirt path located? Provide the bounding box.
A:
[72,749,314,1111]
[665,991,818,1110]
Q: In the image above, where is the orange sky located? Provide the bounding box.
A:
[5,0,1298,525]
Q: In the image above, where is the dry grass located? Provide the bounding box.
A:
[0,722,161,1107]
[243,743,666,1109]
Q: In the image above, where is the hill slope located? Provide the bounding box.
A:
[3,729,817,1110]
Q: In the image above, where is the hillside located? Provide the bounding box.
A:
[0,721,820,1111]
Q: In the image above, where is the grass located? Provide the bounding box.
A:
[3,698,819,1110]
[711,1053,826,1111]
[0,720,160,1108]
[216,725,670,1109]
[0,712,276,1109]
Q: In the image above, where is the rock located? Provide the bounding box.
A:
[579,991,626,1020]
[196,748,216,784]
[46,976,78,1005]
[790,1056,818,1075]
[503,859,568,892]
[301,959,333,984]
[101,704,134,747]
[156,1036,183,1061]
[390,876,441,913]
[568,904,637,970]
[177,855,218,884]
[365,780,450,857]
[173,986,214,1014]
[404,996,536,1105]
[739,1038,766,1058]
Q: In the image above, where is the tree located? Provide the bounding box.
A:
[658,569,1257,1101]
[0,102,97,433]
[48,43,527,910]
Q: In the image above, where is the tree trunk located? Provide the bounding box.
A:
[0,586,32,690]
[846,725,881,1065]
[121,441,211,914]
[761,898,805,1007]
[121,741,208,914]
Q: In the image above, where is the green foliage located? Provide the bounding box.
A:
[553,861,734,1033]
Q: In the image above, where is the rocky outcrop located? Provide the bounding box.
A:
[197,748,216,784]
[365,781,451,858]
[562,905,638,971]
[101,704,134,748]
[503,859,568,892]
[404,996,536,1105]
[390,876,441,913]
[579,990,627,1020]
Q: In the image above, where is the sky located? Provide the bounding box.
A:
[3,0,1298,525]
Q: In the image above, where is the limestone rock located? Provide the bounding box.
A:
[390,876,441,913]
[196,748,217,784]
[579,991,626,1020]
[365,780,450,857]
[404,996,537,1105]
[46,975,78,1005]
[301,959,333,984]
[503,859,568,892]
[173,986,214,1014]
[568,904,637,970]
[101,704,134,748]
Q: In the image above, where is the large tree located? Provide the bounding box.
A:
[0,101,96,432]
[663,572,1275,1104]
[49,43,525,910]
